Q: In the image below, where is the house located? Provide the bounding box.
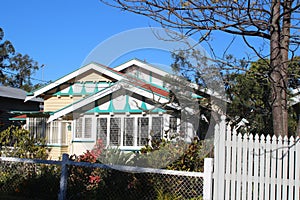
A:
[0,86,43,132]
[23,59,202,159]
[291,87,300,134]
[291,87,300,107]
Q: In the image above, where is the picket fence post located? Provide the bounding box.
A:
[203,158,213,200]
[58,153,69,200]
[213,115,226,200]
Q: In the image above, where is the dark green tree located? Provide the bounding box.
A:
[0,28,15,79]
[226,58,299,136]
[4,53,40,91]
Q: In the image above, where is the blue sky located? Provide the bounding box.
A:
[0,0,267,84]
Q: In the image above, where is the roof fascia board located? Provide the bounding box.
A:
[114,59,169,76]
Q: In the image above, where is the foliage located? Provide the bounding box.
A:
[0,162,60,200]
[68,140,153,200]
[0,125,48,159]
[15,164,60,200]
[166,138,205,172]
[139,134,206,172]
[3,53,40,91]
[226,59,299,136]
[97,145,135,165]
[0,126,55,199]
[155,188,182,200]
[0,27,15,78]
[68,139,105,199]
[287,57,300,89]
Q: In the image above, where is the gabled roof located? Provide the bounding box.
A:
[25,62,124,102]
[113,58,169,76]
[47,79,173,122]
[0,86,43,102]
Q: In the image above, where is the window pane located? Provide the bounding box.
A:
[169,117,177,133]
[124,118,134,146]
[28,118,35,137]
[97,118,107,146]
[84,118,92,138]
[37,118,47,139]
[51,121,59,143]
[138,117,149,146]
[46,122,51,144]
[28,117,47,140]
[110,118,121,145]
[61,122,67,144]
[152,117,163,141]
[75,118,83,138]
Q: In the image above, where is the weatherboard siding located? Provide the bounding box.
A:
[44,96,82,112]
[48,146,68,160]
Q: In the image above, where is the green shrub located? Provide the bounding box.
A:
[68,139,106,199]
[0,125,49,159]
[138,134,207,172]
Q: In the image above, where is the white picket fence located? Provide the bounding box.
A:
[213,116,300,200]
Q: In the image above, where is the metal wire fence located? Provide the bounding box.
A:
[0,155,205,200]
[0,159,61,199]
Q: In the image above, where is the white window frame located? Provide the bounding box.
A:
[74,116,93,141]
[151,116,164,140]
[46,121,68,146]
[94,114,166,150]
[169,116,178,133]
[109,117,121,146]
[96,117,108,147]
[123,117,135,147]
[138,116,149,146]
[27,117,47,139]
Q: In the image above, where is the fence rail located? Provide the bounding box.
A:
[0,154,210,200]
[214,116,300,200]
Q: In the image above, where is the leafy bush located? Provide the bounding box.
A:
[68,139,106,199]
[0,125,48,159]
[16,164,60,199]
[97,146,134,165]
[0,126,55,199]
[0,162,60,200]
[138,134,206,172]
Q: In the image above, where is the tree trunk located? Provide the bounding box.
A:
[281,0,292,136]
[269,0,289,137]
